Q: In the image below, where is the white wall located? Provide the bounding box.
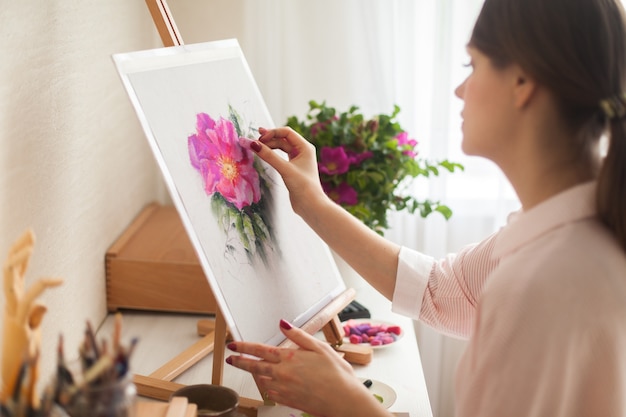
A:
[0,1,167,388]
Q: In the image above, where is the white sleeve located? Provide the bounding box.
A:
[391,246,435,319]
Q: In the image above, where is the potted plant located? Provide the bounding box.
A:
[286,101,464,235]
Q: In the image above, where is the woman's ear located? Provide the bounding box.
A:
[512,66,538,109]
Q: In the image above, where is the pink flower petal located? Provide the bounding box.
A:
[188,113,262,209]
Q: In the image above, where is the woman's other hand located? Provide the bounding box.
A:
[226,319,391,417]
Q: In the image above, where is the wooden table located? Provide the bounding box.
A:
[99,280,433,417]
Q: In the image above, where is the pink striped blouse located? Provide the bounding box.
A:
[392,182,626,417]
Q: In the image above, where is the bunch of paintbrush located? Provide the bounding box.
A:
[40,313,139,417]
[0,352,46,417]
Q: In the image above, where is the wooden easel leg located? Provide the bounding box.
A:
[212,309,227,385]
[133,375,185,401]
[148,332,216,381]
[132,311,262,416]
[133,321,217,400]
[144,0,184,47]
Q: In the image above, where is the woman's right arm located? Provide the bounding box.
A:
[252,127,401,300]
[254,127,499,339]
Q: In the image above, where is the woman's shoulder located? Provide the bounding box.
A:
[487,216,626,316]
[497,215,624,276]
[538,217,625,274]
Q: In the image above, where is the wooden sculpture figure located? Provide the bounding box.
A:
[1,229,63,407]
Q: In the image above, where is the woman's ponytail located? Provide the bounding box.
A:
[597,116,626,251]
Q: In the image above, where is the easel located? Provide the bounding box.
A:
[134,2,373,415]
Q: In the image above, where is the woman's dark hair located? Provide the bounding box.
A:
[470,0,626,251]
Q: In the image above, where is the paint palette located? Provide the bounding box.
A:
[361,378,397,409]
[255,380,397,416]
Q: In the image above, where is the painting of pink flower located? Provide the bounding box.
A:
[188,112,261,210]
[187,108,277,264]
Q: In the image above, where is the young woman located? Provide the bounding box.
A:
[225,0,626,415]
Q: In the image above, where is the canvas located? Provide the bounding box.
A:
[113,39,345,346]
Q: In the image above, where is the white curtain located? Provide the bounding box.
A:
[172,1,519,415]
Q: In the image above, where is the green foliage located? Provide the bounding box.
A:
[286,101,464,235]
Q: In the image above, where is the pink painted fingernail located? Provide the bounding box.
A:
[227,342,237,351]
[280,319,292,330]
[250,141,262,152]
[225,356,233,365]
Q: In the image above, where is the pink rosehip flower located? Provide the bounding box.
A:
[188,113,261,210]
[310,116,338,136]
[345,149,374,166]
[395,132,419,157]
[310,121,327,136]
[318,146,350,175]
[322,181,358,206]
